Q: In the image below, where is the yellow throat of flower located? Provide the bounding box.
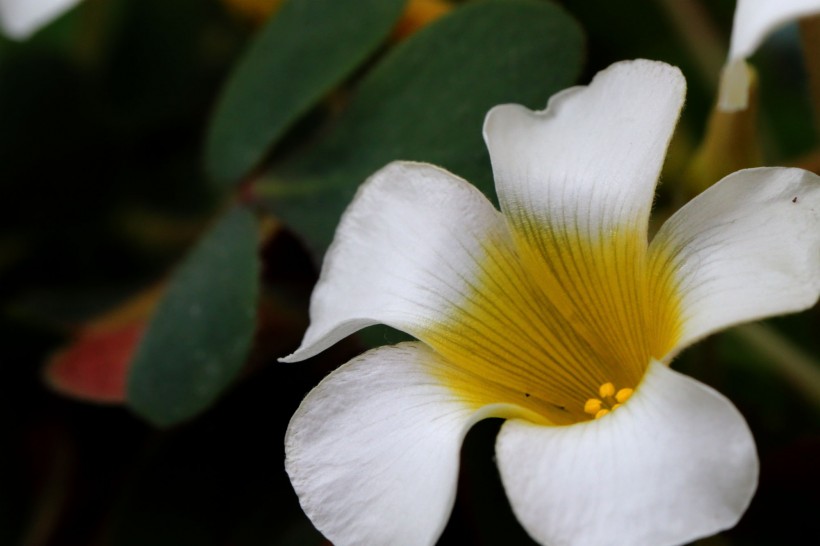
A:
[422,225,682,426]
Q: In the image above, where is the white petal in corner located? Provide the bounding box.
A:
[483,59,685,237]
[729,0,820,61]
[496,361,758,546]
[0,0,81,40]
[285,342,482,546]
[281,161,509,362]
[651,167,820,353]
[720,0,820,111]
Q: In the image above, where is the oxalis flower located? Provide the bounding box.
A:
[283,60,820,546]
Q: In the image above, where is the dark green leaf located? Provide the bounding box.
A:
[205,0,407,188]
[127,207,259,427]
[258,0,585,258]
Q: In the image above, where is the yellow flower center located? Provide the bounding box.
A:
[420,224,681,426]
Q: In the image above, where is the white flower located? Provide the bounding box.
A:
[283,60,820,546]
[0,0,82,40]
[720,0,820,111]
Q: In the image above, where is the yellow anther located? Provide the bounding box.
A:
[599,382,615,398]
[594,409,610,420]
[612,403,621,411]
[615,388,634,404]
[584,398,603,415]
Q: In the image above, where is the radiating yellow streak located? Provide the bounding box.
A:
[420,222,682,426]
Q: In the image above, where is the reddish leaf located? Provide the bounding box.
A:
[44,286,163,404]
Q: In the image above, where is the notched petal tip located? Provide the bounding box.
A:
[483,58,686,236]
[483,59,686,144]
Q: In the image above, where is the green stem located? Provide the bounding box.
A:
[799,15,820,134]
[731,323,820,412]
[655,0,725,88]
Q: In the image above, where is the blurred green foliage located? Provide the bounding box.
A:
[260,0,583,257]
[127,206,259,427]
[0,0,818,544]
[206,0,407,187]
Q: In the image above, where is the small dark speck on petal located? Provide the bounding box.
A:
[793,196,799,203]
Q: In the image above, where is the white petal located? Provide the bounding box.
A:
[285,342,487,546]
[0,0,81,40]
[281,160,509,362]
[483,59,685,237]
[651,167,820,353]
[496,361,758,546]
[729,0,820,61]
[720,0,820,111]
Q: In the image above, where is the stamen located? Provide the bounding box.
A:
[584,398,603,415]
[615,388,633,403]
[587,382,634,420]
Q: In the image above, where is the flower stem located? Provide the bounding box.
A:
[800,15,820,133]
[655,0,724,88]
[731,323,820,412]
